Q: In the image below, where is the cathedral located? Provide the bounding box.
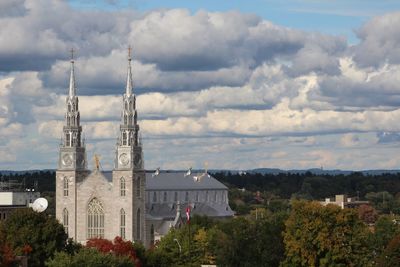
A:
[55,50,233,247]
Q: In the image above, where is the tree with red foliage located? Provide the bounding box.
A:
[0,242,15,267]
[358,204,378,224]
[86,237,141,267]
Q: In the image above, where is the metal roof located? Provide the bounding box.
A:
[146,172,228,190]
[102,171,228,191]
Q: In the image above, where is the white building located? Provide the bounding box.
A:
[55,50,233,247]
[0,190,40,221]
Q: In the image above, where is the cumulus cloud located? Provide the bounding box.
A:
[2,2,400,170]
[354,11,400,67]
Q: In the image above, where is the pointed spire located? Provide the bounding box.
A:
[126,45,133,96]
[69,48,76,98]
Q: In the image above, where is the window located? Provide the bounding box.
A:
[120,177,126,197]
[206,191,209,202]
[136,209,141,241]
[150,224,155,245]
[136,177,141,198]
[66,133,71,147]
[185,192,189,202]
[122,132,127,145]
[63,177,68,197]
[214,191,217,202]
[163,192,167,202]
[120,209,126,239]
[195,192,199,202]
[174,192,178,202]
[63,209,69,234]
[87,198,105,239]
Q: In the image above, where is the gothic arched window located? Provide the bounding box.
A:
[66,133,71,147]
[63,208,69,234]
[150,224,155,245]
[122,132,127,145]
[136,209,141,241]
[120,209,126,239]
[136,177,141,198]
[63,177,68,197]
[120,177,126,197]
[87,198,104,239]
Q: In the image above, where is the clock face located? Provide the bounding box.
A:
[62,153,73,167]
[119,153,130,166]
[134,153,142,168]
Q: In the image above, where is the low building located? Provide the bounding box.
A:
[320,194,369,209]
[0,190,40,221]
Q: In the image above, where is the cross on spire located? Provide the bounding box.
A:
[70,48,75,62]
[128,45,132,61]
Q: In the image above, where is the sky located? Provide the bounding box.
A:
[1,0,400,171]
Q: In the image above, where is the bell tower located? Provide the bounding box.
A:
[112,47,146,244]
[56,50,88,240]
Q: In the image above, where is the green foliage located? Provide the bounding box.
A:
[377,234,400,267]
[147,214,287,267]
[214,213,287,267]
[46,247,135,267]
[0,208,67,267]
[371,215,400,256]
[282,201,373,267]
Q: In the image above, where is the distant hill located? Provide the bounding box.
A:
[209,168,400,176]
[1,168,400,176]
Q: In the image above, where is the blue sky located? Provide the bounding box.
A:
[1,0,400,171]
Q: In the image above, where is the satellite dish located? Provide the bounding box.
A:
[32,198,48,213]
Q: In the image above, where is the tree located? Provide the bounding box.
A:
[0,229,16,267]
[211,212,287,267]
[0,208,67,267]
[282,201,373,267]
[372,215,400,257]
[377,234,400,267]
[86,237,141,266]
[358,204,378,224]
[46,247,135,267]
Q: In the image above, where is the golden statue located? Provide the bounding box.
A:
[94,154,101,170]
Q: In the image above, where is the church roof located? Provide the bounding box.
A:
[102,171,228,191]
[145,172,228,191]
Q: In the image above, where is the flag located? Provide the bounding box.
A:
[186,206,191,223]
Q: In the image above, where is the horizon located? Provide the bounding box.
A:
[1,1,400,171]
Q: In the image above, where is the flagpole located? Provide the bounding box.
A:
[186,205,191,264]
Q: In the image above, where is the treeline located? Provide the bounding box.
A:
[213,171,400,199]
[0,171,55,193]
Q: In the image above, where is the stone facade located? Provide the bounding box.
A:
[55,51,147,246]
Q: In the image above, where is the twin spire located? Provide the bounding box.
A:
[69,49,76,98]
[68,47,134,98]
[126,46,134,97]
